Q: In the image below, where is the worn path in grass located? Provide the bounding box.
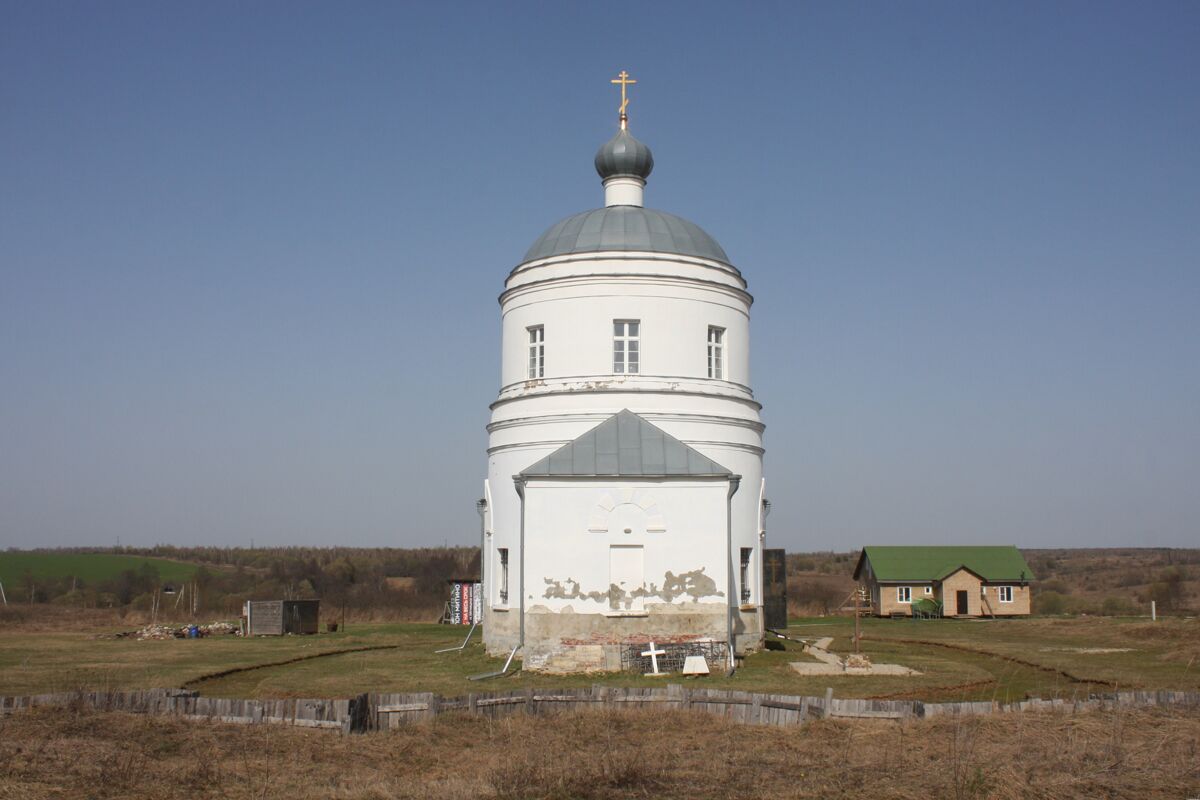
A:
[852,614,1200,691]
[2,616,1196,701]
[0,623,455,696]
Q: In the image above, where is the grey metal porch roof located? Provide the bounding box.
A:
[519,410,733,478]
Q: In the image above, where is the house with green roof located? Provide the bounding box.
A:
[852,546,1035,618]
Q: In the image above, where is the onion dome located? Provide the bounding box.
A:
[594,130,654,181]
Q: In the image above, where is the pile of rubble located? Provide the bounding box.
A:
[132,624,179,640]
[199,621,238,636]
[841,652,873,672]
[789,637,921,677]
[110,621,242,640]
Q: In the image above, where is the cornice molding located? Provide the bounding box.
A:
[500,271,753,308]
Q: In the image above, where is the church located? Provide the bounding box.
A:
[479,73,768,673]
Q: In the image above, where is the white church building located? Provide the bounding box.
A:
[480,79,767,673]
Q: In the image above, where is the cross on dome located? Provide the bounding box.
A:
[595,72,653,206]
[610,70,637,130]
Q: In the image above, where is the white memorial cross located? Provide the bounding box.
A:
[641,641,667,675]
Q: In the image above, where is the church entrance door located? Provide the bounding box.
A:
[610,545,645,612]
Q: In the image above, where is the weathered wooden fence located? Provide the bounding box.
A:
[0,689,348,730]
[3,687,1197,734]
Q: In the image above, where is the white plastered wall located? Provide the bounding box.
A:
[523,479,730,613]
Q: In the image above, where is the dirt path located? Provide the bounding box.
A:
[863,635,1118,690]
[183,644,406,689]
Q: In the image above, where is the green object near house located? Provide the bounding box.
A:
[852,546,1035,583]
[911,597,943,617]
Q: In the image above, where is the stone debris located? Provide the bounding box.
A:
[842,653,873,672]
[106,621,243,640]
[790,637,920,677]
[132,624,179,640]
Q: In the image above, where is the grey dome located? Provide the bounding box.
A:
[594,130,654,180]
[521,206,731,265]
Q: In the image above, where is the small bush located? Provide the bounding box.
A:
[1037,591,1067,615]
[1101,596,1136,616]
[1114,570,1147,588]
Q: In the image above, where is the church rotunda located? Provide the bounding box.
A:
[480,75,767,673]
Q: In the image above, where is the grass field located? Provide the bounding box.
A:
[1,616,1196,702]
[2,703,1197,799]
[0,552,198,587]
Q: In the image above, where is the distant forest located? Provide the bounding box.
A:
[2,546,480,622]
[1,545,1195,624]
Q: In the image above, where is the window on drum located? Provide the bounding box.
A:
[613,320,639,374]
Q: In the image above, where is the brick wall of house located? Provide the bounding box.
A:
[874,582,933,616]
[868,574,1030,617]
[939,570,983,617]
[981,583,1031,616]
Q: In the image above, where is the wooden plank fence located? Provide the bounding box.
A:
[2,687,1197,734]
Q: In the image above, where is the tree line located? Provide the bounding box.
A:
[6,546,480,621]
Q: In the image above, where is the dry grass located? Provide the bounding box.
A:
[3,617,1197,702]
[0,605,155,633]
[1,705,1197,799]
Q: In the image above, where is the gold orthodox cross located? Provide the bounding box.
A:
[611,70,637,129]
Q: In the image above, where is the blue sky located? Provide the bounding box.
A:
[2,2,1197,550]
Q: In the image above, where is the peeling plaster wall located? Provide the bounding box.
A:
[523,479,729,611]
[482,478,764,668]
[733,607,761,654]
[541,567,723,609]
[486,602,730,670]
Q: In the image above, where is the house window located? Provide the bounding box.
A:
[613,320,639,374]
[998,586,1013,603]
[924,586,932,595]
[527,326,544,379]
[897,586,912,604]
[707,326,724,379]
[498,548,509,604]
[739,548,753,604]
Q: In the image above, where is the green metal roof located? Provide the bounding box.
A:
[853,546,1034,583]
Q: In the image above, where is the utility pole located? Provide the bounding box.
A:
[854,586,862,653]
[0,579,6,606]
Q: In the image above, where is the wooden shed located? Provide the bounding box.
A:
[244,599,321,635]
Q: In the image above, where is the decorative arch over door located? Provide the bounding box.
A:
[587,488,666,534]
